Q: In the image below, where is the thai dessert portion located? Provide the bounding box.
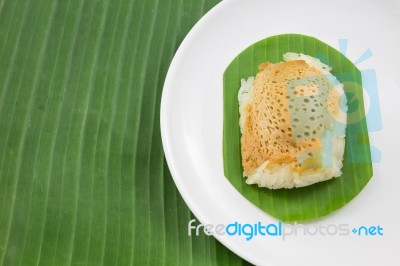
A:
[238,53,347,189]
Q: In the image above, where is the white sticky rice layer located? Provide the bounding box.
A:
[238,53,347,189]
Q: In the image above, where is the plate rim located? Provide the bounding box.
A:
[160,0,261,264]
[160,0,397,265]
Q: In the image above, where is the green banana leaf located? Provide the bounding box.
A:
[0,0,250,265]
[223,34,373,222]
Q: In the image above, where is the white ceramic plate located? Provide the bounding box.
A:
[160,0,400,265]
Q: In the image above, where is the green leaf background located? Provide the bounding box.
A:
[0,0,250,265]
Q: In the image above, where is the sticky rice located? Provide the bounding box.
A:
[238,53,347,189]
